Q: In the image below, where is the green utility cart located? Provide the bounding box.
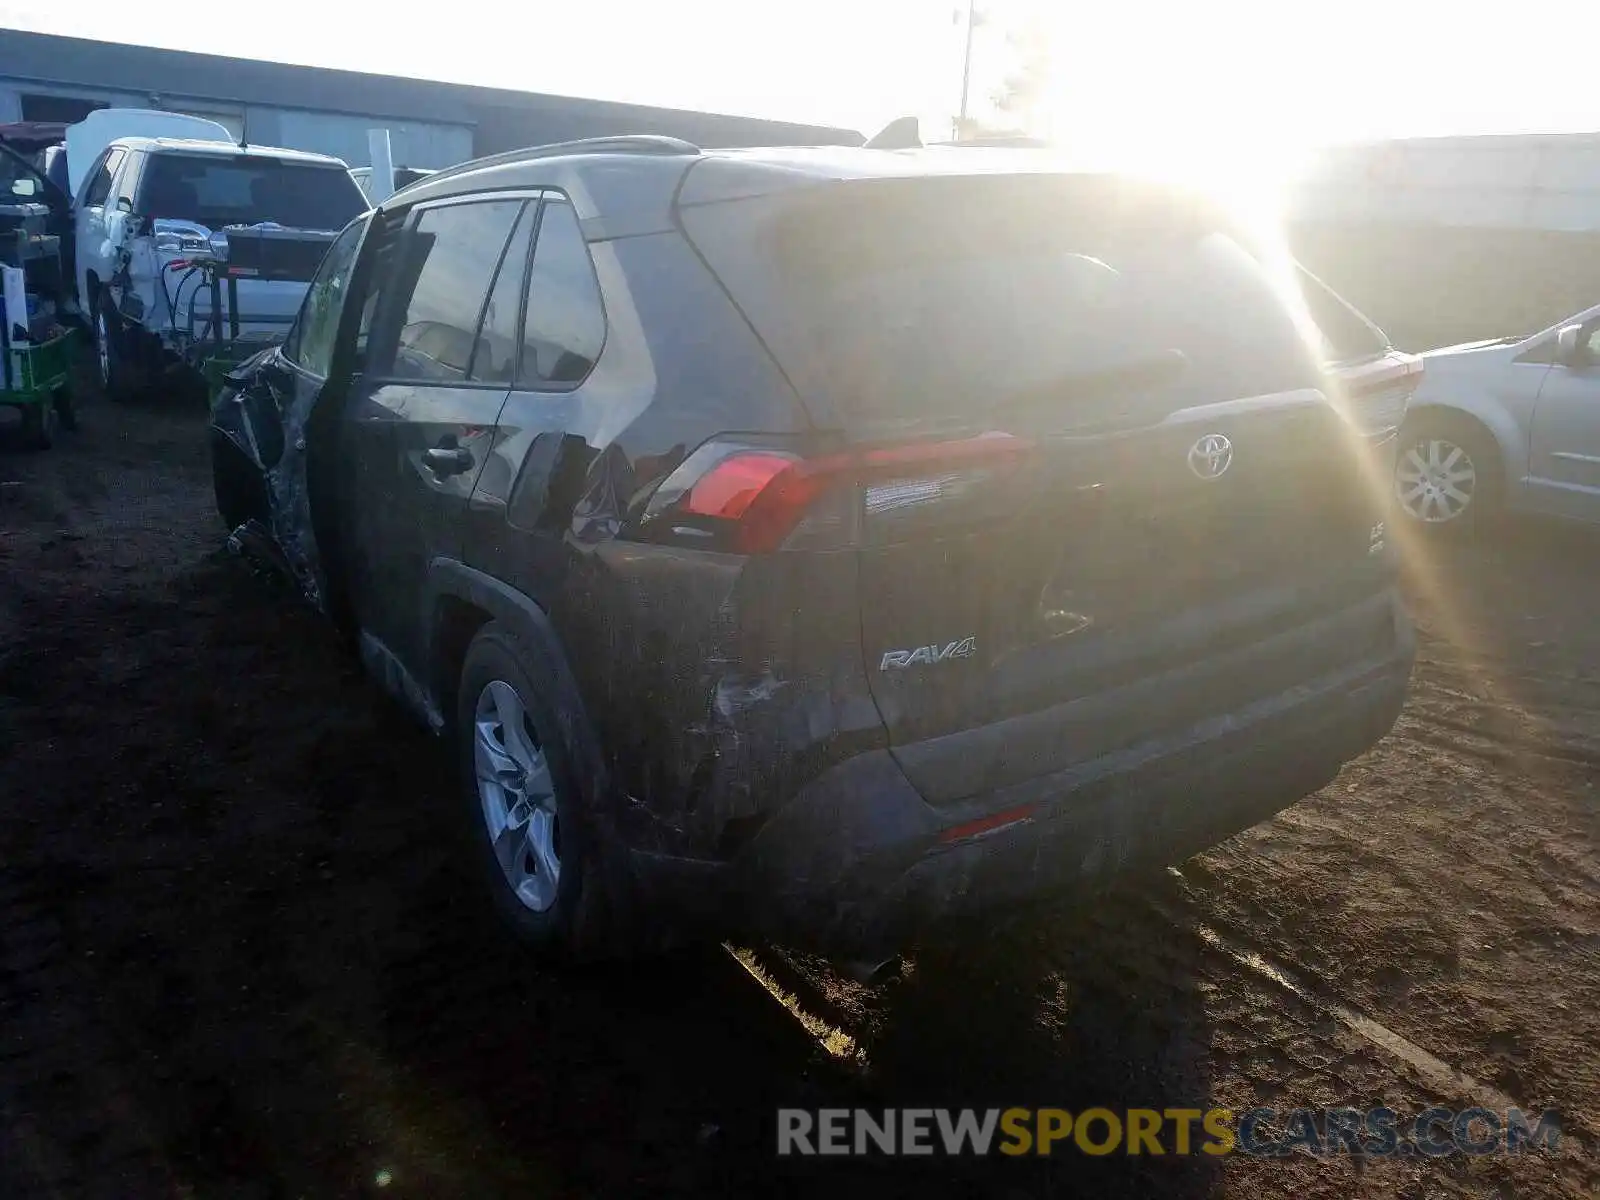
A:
[2,196,77,450]
[1,325,76,449]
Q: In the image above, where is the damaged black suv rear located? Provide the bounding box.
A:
[210,136,1414,959]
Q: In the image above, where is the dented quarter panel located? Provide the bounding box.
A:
[460,227,886,858]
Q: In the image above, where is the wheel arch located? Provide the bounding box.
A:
[1402,401,1516,493]
[424,558,608,811]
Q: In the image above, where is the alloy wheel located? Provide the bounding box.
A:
[1395,437,1477,524]
[472,679,561,913]
[95,311,112,387]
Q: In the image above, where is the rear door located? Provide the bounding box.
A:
[682,174,1385,806]
[343,194,534,676]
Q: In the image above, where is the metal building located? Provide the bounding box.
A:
[1290,132,1600,233]
[0,28,861,170]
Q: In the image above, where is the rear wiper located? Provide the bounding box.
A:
[994,348,1189,413]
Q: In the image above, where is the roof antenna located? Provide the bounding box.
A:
[864,116,922,150]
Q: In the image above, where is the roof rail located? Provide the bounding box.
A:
[388,134,701,196]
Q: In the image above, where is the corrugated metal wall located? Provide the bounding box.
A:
[0,79,473,169]
[1291,134,1600,233]
[1289,133,1600,349]
[254,109,473,168]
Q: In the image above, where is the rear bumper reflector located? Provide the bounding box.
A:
[938,803,1039,845]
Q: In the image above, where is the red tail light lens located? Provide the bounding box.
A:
[636,433,1032,554]
[680,453,796,521]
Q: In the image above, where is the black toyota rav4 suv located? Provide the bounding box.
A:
[211,136,1415,959]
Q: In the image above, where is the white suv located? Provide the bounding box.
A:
[74,133,366,399]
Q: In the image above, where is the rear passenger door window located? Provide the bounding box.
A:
[518,198,605,387]
[386,199,525,383]
[467,207,535,384]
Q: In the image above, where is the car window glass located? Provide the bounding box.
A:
[356,220,404,366]
[0,147,44,199]
[113,158,137,210]
[390,200,524,384]
[282,218,366,377]
[679,177,1322,432]
[138,155,366,230]
[82,149,123,207]
[468,206,534,383]
[519,199,606,387]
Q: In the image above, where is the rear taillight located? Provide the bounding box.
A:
[634,432,1032,553]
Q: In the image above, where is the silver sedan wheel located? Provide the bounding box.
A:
[95,311,112,386]
[1395,437,1478,523]
[473,679,561,913]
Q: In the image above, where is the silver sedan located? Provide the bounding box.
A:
[1395,303,1600,530]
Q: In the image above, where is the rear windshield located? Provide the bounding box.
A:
[680,174,1323,433]
[139,154,366,231]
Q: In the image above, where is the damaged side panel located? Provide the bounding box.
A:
[208,214,373,614]
[210,349,330,612]
[577,541,887,858]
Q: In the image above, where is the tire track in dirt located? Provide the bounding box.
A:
[735,890,1591,1198]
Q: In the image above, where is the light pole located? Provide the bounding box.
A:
[957,0,978,137]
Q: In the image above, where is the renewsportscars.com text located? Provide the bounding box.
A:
[776,1107,1561,1158]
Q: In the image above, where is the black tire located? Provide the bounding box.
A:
[52,386,77,433]
[455,622,621,959]
[1392,413,1502,537]
[20,398,58,450]
[96,301,146,404]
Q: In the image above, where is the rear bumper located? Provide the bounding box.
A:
[630,588,1414,955]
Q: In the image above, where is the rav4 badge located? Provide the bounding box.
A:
[880,637,978,671]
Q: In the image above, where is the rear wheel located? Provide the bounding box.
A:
[95,302,145,403]
[1393,416,1500,534]
[52,385,77,433]
[455,623,619,959]
[20,397,58,450]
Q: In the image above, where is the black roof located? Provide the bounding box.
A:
[0,28,863,150]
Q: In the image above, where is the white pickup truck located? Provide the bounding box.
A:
[64,110,367,399]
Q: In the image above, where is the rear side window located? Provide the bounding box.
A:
[387,199,525,383]
[81,148,123,207]
[518,199,605,387]
[138,154,366,230]
[681,175,1321,433]
[468,206,534,384]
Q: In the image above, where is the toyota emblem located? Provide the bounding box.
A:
[1188,433,1234,481]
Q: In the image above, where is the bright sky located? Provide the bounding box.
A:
[1,0,1594,161]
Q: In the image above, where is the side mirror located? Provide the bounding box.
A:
[1557,324,1587,367]
[116,196,134,213]
[10,177,37,198]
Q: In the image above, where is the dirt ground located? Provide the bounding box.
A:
[2,381,1597,1198]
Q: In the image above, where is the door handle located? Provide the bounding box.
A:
[423,444,475,476]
